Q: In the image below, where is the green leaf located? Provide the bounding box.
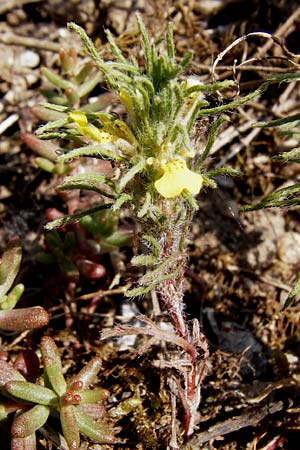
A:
[255,113,300,128]
[59,144,125,162]
[75,408,115,444]
[41,67,74,91]
[11,405,50,438]
[273,147,300,162]
[0,283,24,310]
[45,203,113,230]
[57,173,116,198]
[0,360,26,387]
[5,381,58,406]
[0,237,22,303]
[283,277,300,309]
[196,115,229,169]
[60,404,80,450]
[75,388,109,404]
[118,159,145,191]
[11,433,36,450]
[241,183,300,211]
[69,358,103,391]
[40,336,67,397]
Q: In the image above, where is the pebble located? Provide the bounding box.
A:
[19,50,40,68]
[278,232,300,264]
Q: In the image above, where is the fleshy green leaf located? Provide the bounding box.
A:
[0,307,49,332]
[5,381,58,406]
[40,336,67,397]
[68,358,102,390]
[60,404,80,450]
[75,408,115,444]
[11,405,50,438]
[0,360,26,387]
[0,237,22,304]
[11,433,36,450]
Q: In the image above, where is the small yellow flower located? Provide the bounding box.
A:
[118,89,134,116]
[69,111,116,143]
[154,159,203,199]
[98,114,137,145]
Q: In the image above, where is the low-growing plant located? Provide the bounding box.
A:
[0,336,115,450]
[22,46,112,175]
[33,15,282,447]
[0,237,49,332]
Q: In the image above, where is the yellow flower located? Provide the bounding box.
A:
[69,111,116,143]
[118,89,134,116]
[154,159,203,198]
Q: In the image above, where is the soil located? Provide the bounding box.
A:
[0,1,300,449]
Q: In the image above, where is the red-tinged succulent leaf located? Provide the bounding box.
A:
[75,259,106,279]
[5,381,58,406]
[60,404,80,450]
[40,336,67,396]
[0,237,22,301]
[0,400,24,417]
[0,307,49,331]
[11,433,36,450]
[78,402,106,420]
[68,357,103,390]
[11,405,50,438]
[13,350,40,383]
[75,408,116,444]
[21,132,58,162]
[45,208,64,222]
[0,359,26,387]
[75,387,109,404]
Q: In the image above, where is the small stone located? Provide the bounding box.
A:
[19,50,40,68]
[278,232,300,265]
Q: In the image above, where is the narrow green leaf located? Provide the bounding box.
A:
[5,381,58,406]
[45,203,113,230]
[205,167,242,178]
[40,336,67,397]
[59,144,124,162]
[78,73,103,98]
[75,388,109,404]
[36,118,69,135]
[11,433,36,450]
[118,159,145,191]
[256,113,300,128]
[273,147,300,162]
[69,358,102,390]
[0,360,26,387]
[11,405,50,438]
[283,277,300,309]
[241,183,300,211]
[60,404,80,450]
[0,283,24,310]
[41,68,73,91]
[0,237,22,302]
[75,408,115,444]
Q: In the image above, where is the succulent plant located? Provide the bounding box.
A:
[0,237,49,332]
[0,336,115,449]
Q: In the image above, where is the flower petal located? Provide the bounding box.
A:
[69,111,116,143]
[69,111,88,127]
[154,159,202,199]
